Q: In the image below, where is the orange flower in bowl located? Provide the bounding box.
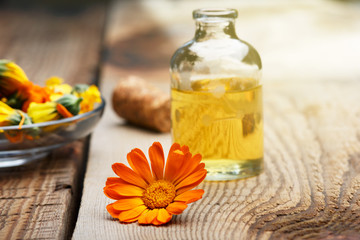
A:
[20,82,53,112]
[104,142,206,225]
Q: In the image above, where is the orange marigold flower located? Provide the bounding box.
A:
[4,81,53,112]
[20,82,52,112]
[104,142,206,225]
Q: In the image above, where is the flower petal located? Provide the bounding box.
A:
[104,186,123,200]
[172,152,194,184]
[176,178,207,195]
[173,154,202,185]
[56,103,73,118]
[174,189,204,204]
[132,148,147,159]
[166,202,188,215]
[27,101,59,123]
[169,143,180,153]
[122,215,143,223]
[146,208,159,224]
[176,171,207,195]
[192,162,206,173]
[148,142,165,180]
[112,163,147,189]
[137,209,150,224]
[152,218,164,226]
[118,205,147,222]
[175,169,207,190]
[157,208,172,223]
[164,143,186,182]
[106,203,121,218]
[106,177,122,185]
[112,197,145,211]
[177,162,206,186]
[105,176,132,187]
[127,149,153,184]
[104,183,144,198]
[180,145,189,154]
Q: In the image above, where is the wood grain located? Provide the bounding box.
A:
[73,0,360,239]
[0,142,86,239]
[0,4,106,239]
[73,80,360,240]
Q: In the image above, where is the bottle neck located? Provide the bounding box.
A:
[194,19,237,41]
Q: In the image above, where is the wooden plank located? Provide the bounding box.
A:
[73,81,360,240]
[0,4,106,239]
[0,142,86,239]
[73,0,360,239]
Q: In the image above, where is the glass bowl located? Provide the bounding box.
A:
[0,98,105,168]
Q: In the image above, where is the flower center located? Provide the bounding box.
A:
[142,180,176,209]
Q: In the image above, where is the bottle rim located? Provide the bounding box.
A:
[193,8,238,19]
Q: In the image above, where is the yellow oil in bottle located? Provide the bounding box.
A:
[171,77,263,180]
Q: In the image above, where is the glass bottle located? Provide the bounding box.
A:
[170,8,263,181]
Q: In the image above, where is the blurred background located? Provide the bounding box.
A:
[0,0,359,86]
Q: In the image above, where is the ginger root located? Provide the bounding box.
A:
[112,76,170,132]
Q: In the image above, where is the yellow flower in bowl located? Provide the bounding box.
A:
[27,94,83,123]
[46,76,73,101]
[0,101,32,128]
[27,102,60,123]
[72,84,101,114]
[0,60,29,98]
[0,101,35,143]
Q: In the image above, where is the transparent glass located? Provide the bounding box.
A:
[170,8,263,180]
[0,99,105,168]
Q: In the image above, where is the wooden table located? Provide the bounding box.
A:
[1,0,360,239]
